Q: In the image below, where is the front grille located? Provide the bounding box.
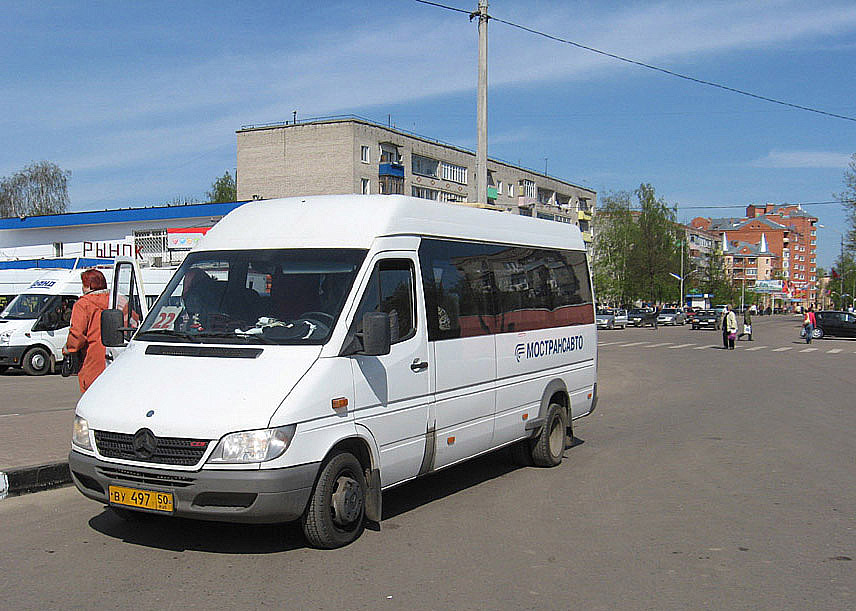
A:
[97,466,196,488]
[94,430,209,466]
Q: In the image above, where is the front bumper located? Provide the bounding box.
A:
[0,345,27,367]
[69,450,319,524]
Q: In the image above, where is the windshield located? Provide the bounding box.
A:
[596,309,612,315]
[136,249,366,345]
[661,309,678,314]
[0,293,55,320]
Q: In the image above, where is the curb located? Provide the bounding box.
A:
[0,461,72,500]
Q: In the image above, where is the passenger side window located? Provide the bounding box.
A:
[351,260,416,344]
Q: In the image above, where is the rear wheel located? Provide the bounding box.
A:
[813,328,824,339]
[531,403,568,467]
[22,347,51,376]
[302,452,367,549]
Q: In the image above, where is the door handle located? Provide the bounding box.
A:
[410,359,429,372]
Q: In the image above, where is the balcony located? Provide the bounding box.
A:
[577,208,592,222]
[581,231,593,243]
[378,162,404,178]
[487,187,498,201]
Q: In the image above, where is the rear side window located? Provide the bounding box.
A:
[350,259,416,344]
[419,238,593,340]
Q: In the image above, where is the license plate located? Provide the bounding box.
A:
[108,485,173,513]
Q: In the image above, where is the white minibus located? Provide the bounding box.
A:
[0,263,173,375]
[69,195,598,548]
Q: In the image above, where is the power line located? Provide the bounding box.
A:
[415,0,856,123]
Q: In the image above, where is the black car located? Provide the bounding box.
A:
[627,308,657,327]
[691,309,719,330]
[809,311,856,339]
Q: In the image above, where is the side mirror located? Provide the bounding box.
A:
[101,309,126,347]
[361,311,391,356]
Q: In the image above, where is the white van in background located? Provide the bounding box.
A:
[69,195,598,548]
[0,262,173,375]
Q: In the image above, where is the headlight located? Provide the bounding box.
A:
[206,425,296,464]
[0,331,11,345]
[72,415,92,450]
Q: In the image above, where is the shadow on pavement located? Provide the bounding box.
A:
[86,437,584,553]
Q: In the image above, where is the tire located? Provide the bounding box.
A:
[22,346,51,376]
[302,452,367,549]
[0,365,8,374]
[692,325,698,330]
[608,320,614,330]
[813,328,824,339]
[530,403,568,467]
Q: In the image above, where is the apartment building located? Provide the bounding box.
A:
[236,116,596,243]
[683,224,721,271]
[690,203,818,306]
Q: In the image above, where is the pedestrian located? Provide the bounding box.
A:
[63,269,110,393]
[739,306,753,341]
[802,305,817,345]
[722,304,738,349]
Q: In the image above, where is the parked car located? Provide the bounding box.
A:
[800,311,856,339]
[657,308,686,325]
[627,308,657,327]
[596,308,628,329]
[690,309,719,330]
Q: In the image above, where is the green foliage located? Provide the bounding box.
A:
[207,170,237,204]
[0,161,70,218]
[837,153,856,254]
[592,184,685,305]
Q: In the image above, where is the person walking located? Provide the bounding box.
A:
[739,306,753,341]
[723,304,738,349]
[63,269,110,393]
[803,305,817,344]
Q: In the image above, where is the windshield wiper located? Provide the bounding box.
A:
[194,331,278,345]
[136,329,200,343]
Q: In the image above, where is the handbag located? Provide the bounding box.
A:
[61,350,82,377]
[728,332,737,340]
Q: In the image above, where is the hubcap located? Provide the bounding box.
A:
[330,475,363,527]
[548,419,564,456]
[31,353,46,370]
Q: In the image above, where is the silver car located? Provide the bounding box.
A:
[596,308,628,329]
[657,308,686,325]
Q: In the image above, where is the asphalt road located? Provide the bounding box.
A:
[0,315,854,609]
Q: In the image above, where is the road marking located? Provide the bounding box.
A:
[800,348,818,353]
[0,414,21,418]
[619,342,649,347]
[744,345,767,351]
[827,349,842,354]
[646,343,673,348]
[669,343,696,349]
[772,347,792,352]
[597,342,619,347]
[693,345,718,349]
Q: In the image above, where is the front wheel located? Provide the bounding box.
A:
[813,328,824,339]
[22,347,51,376]
[302,452,367,549]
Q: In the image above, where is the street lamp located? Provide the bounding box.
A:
[669,269,698,307]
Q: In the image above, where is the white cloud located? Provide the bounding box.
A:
[750,150,853,168]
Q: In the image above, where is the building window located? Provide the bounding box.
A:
[379,143,400,163]
[412,155,439,178]
[53,242,63,257]
[508,183,515,197]
[439,191,466,202]
[360,146,370,164]
[361,178,371,194]
[412,186,439,200]
[522,179,536,199]
[441,162,467,184]
[497,181,503,194]
[379,175,404,195]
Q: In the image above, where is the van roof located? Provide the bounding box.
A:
[199,195,586,252]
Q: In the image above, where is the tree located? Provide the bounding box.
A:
[0,161,70,218]
[625,184,684,304]
[207,170,237,203]
[591,190,635,304]
[837,153,856,253]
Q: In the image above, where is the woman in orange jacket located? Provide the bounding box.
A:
[63,269,110,393]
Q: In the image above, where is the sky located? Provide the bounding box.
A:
[2,0,855,268]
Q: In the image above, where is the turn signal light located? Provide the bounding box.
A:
[331,397,348,409]
[522,413,529,421]
[447,436,456,445]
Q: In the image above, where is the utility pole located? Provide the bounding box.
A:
[679,240,684,307]
[475,0,489,204]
